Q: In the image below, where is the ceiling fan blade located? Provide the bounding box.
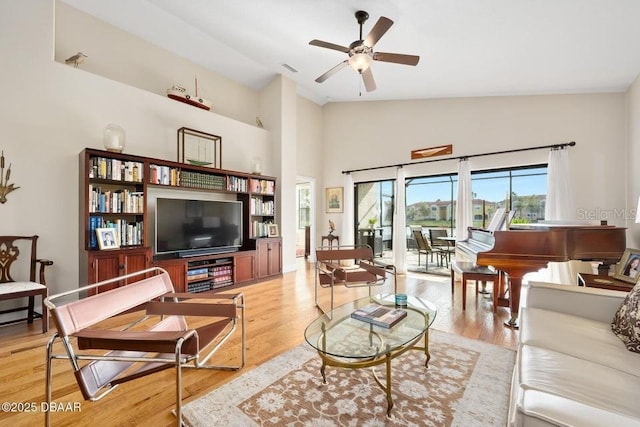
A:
[362,67,376,92]
[309,39,349,53]
[315,60,349,83]
[364,16,393,47]
[373,52,420,66]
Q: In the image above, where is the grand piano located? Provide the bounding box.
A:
[457,222,626,327]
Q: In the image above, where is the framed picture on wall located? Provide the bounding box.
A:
[614,248,640,283]
[326,187,343,213]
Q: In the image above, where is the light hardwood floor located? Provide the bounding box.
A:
[0,258,518,426]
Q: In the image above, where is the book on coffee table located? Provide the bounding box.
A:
[351,303,407,328]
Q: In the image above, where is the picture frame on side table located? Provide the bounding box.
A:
[96,228,120,250]
[267,224,279,238]
[614,248,640,283]
[326,187,343,213]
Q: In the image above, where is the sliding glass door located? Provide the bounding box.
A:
[470,166,547,227]
[354,180,394,258]
[406,165,547,236]
[406,175,458,233]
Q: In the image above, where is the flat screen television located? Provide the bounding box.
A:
[155,197,243,257]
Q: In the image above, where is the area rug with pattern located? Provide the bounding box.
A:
[182,330,516,426]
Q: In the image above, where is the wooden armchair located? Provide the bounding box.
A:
[315,244,397,314]
[44,267,245,426]
[0,235,52,333]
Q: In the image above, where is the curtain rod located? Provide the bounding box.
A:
[341,141,576,174]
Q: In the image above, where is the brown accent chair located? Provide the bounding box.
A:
[315,244,397,314]
[44,267,245,426]
[0,235,52,333]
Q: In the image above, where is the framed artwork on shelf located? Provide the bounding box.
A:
[267,224,279,238]
[96,228,120,250]
[614,248,640,283]
[177,127,222,168]
[326,187,343,213]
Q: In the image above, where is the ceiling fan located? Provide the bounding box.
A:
[309,10,420,92]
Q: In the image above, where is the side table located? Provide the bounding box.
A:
[577,273,634,292]
[321,234,339,248]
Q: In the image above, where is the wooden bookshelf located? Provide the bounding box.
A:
[79,148,281,291]
[249,177,276,237]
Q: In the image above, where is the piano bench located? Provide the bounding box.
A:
[450,261,502,312]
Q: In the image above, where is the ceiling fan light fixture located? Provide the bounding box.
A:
[310,10,418,89]
[348,52,372,73]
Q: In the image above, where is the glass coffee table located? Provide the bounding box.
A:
[304,294,437,416]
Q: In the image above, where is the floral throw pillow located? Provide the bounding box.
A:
[611,282,640,353]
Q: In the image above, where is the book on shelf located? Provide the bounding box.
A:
[227,175,248,192]
[88,216,143,248]
[89,157,143,182]
[249,178,275,194]
[350,303,407,328]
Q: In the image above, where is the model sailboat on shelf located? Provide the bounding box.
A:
[167,78,213,111]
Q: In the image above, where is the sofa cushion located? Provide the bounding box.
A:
[520,307,640,378]
[611,281,640,353]
[517,344,640,422]
[514,389,640,427]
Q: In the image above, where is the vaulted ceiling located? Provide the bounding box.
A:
[61,0,640,105]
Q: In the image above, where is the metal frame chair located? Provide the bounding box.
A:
[314,244,397,314]
[429,229,455,267]
[412,229,448,269]
[44,267,245,426]
[0,235,52,333]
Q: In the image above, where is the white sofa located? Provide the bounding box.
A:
[508,281,640,426]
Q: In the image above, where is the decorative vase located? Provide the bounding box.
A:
[251,156,262,175]
[103,124,126,153]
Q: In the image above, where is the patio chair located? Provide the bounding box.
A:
[412,229,446,270]
[315,244,397,314]
[0,235,52,333]
[44,267,245,426]
[429,229,455,267]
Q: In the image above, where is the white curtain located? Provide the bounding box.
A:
[393,167,407,273]
[545,148,587,283]
[341,173,355,246]
[455,159,473,242]
[545,148,574,220]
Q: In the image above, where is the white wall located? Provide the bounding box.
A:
[321,94,627,237]
[279,78,298,272]
[54,1,261,126]
[296,96,323,247]
[258,76,298,272]
[0,0,271,310]
[296,97,323,179]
